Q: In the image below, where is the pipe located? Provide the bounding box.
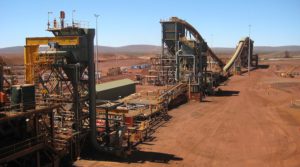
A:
[0,105,59,123]
[175,50,180,82]
[87,29,123,155]
[160,23,164,85]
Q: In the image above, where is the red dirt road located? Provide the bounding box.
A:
[75,61,300,167]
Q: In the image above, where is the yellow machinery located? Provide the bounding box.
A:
[24,36,79,84]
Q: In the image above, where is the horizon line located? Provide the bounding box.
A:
[1,44,300,50]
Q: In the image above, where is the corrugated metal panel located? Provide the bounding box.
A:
[96,79,135,92]
[96,79,136,101]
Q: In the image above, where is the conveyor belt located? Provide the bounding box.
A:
[223,39,246,72]
[168,17,225,68]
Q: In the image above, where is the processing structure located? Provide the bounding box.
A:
[148,17,225,99]
[147,17,258,99]
[0,11,99,166]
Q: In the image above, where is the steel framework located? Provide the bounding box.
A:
[0,106,60,167]
[153,17,224,95]
[24,26,95,161]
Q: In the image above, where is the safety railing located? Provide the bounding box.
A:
[0,135,46,159]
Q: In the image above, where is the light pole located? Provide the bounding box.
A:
[248,24,251,76]
[47,12,53,29]
[210,34,214,70]
[94,14,100,83]
[72,10,76,27]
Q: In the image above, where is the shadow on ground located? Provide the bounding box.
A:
[201,99,212,102]
[78,113,181,166]
[128,150,183,163]
[257,64,270,69]
[215,90,240,96]
[79,149,183,165]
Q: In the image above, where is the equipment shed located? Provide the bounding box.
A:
[96,79,136,101]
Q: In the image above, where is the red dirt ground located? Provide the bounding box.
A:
[2,53,300,166]
[98,54,150,73]
[75,60,300,167]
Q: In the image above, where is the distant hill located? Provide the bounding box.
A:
[0,46,24,54]
[253,46,300,53]
[213,46,300,54]
[99,45,161,54]
[0,45,161,55]
[1,45,300,55]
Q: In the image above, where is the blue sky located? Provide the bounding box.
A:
[0,0,299,48]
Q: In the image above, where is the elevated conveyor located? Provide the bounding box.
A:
[223,39,246,72]
[223,37,254,72]
[165,17,225,69]
[158,17,226,95]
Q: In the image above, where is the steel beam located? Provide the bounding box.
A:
[25,37,79,46]
[0,143,45,164]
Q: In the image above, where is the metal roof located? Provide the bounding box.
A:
[96,79,135,92]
